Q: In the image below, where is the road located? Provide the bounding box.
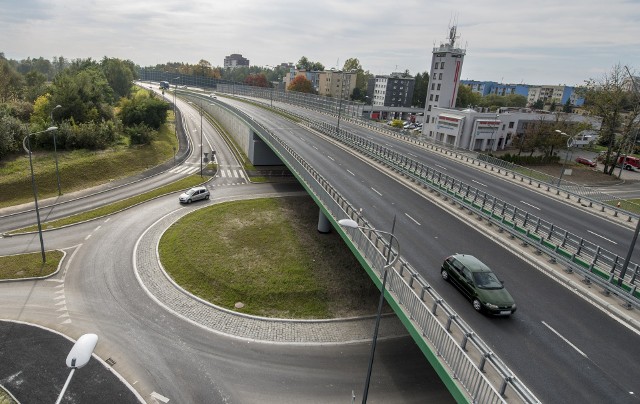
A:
[217,95,640,403]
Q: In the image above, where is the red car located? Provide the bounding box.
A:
[575,157,597,167]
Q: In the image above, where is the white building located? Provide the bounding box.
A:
[422,25,466,139]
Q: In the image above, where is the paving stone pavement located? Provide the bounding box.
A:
[134,204,408,344]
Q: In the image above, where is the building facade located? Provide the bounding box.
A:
[224,54,250,69]
[366,72,415,108]
[422,26,466,139]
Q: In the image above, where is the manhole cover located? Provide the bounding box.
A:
[234,302,244,309]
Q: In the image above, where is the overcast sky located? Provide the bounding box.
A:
[2,0,639,86]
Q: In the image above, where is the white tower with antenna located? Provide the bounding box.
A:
[422,24,467,138]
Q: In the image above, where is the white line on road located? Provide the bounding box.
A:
[405,213,421,226]
[587,230,617,245]
[327,155,335,161]
[472,179,487,187]
[520,201,541,210]
[151,392,170,403]
[371,188,382,197]
[347,170,355,176]
[435,164,447,171]
[313,145,318,150]
[542,321,588,358]
[84,234,91,240]
[94,225,101,231]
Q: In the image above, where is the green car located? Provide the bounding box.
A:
[441,254,516,316]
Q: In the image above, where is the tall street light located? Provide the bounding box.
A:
[489,113,500,152]
[50,104,63,195]
[555,129,574,186]
[188,101,204,177]
[338,217,400,404]
[23,126,58,263]
[336,69,356,135]
[172,77,180,139]
[55,333,98,404]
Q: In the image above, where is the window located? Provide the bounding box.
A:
[439,73,443,80]
[431,83,435,90]
[508,122,514,128]
[437,83,441,90]
[434,63,438,70]
[441,62,444,69]
[435,95,439,101]
[429,94,433,101]
[428,105,432,111]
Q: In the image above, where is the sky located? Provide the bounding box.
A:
[2,0,640,86]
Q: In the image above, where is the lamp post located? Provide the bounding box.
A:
[50,105,63,195]
[555,130,574,186]
[172,77,180,139]
[337,69,356,135]
[338,217,400,404]
[189,101,204,177]
[23,126,58,263]
[55,333,98,404]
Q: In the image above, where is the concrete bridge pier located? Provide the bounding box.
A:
[317,210,331,233]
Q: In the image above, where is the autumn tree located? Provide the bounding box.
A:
[287,75,314,93]
[245,73,268,87]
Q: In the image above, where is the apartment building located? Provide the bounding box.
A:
[366,72,415,107]
[223,54,250,69]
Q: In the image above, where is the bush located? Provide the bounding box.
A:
[47,120,118,150]
[118,96,168,129]
[125,123,157,145]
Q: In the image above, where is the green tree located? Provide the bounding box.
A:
[296,56,324,71]
[455,84,481,108]
[118,94,168,130]
[101,57,136,99]
[412,71,430,108]
[0,57,24,102]
[531,99,544,109]
[50,65,114,124]
[287,75,314,93]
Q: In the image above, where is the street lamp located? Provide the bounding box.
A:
[338,217,400,404]
[172,77,180,139]
[23,126,58,263]
[337,69,356,135]
[55,333,98,404]
[555,129,574,186]
[188,101,204,177]
[50,105,63,195]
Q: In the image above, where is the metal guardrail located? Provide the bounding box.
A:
[218,85,640,306]
[213,95,540,403]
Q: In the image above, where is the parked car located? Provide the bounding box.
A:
[575,157,597,167]
[179,186,210,204]
[440,254,516,315]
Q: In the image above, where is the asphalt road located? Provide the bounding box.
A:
[220,96,640,403]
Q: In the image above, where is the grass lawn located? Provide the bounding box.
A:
[0,112,178,209]
[0,250,63,279]
[159,196,381,319]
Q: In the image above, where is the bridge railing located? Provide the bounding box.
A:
[215,99,540,403]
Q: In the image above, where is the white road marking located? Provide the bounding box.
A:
[104,218,110,223]
[542,321,588,358]
[405,213,421,226]
[520,201,541,211]
[587,230,617,245]
[84,234,92,240]
[472,179,487,187]
[313,146,318,150]
[347,170,355,176]
[151,392,170,403]
[94,225,101,231]
[327,156,335,161]
[435,164,447,170]
[371,188,382,197]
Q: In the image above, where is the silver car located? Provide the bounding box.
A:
[179,186,210,204]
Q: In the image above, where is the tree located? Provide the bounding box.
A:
[579,64,640,174]
[296,56,324,71]
[531,99,544,109]
[413,71,430,108]
[245,73,268,87]
[455,84,481,108]
[118,95,169,130]
[197,59,212,77]
[287,75,314,93]
[342,58,368,101]
[101,57,135,99]
[0,58,24,102]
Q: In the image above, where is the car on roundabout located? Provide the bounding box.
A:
[575,157,597,167]
[440,254,516,316]
[179,186,210,204]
